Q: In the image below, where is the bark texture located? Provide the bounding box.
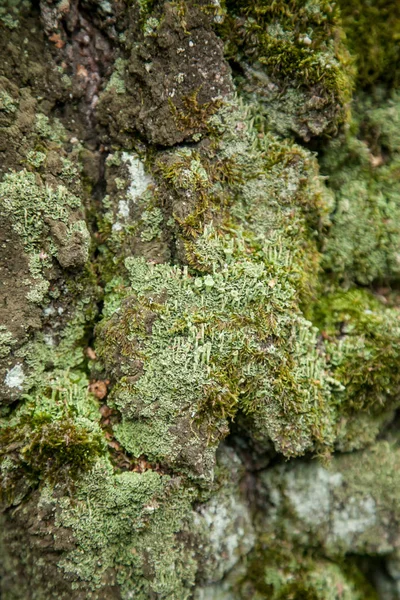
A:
[1,0,400,598]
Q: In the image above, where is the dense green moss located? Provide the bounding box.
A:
[314,289,400,412]
[0,371,106,506]
[219,0,354,139]
[241,542,378,600]
[338,0,400,88]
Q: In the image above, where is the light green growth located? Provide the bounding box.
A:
[104,58,127,95]
[0,169,81,251]
[143,16,160,37]
[31,444,253,598]
[27,150,46,168]
[60,156,82,183]
[0,371,106,504]
[313,289,400,412]
[0,0,29,29]
[55,461,198,598]
[322,91,400,284]
[242,541,378,600]
[0,327,15,359]
[338,0,400,87]
[0,169,90,301]
[96,100,337,475]
[35,113,66,143]
[220,0,354,139]
[6,274,101,404]
[140,207,163,241]
[98,150,169,280]
[26,277,50,304]
[0,89,17,113]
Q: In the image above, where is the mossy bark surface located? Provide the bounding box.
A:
[1,1,400,598]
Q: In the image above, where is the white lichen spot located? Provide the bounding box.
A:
[117,200,130,219]
[122,152,153,204]
[285,466,343,525]
[331,495,377,543]
[4,363,25,390]
[43,333,55,347]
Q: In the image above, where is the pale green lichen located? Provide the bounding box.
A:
[0,169,90,302]
[0,89,17,113]
[104,58,127,95]
[0,327,15,359]
[54,464,198,598]
[26,150,46,168]
[143,16,160,37]
[34,113,66,143]
[96,99,336,478]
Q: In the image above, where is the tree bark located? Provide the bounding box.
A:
[1,1,400,598]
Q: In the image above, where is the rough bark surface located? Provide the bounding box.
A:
[1,1,400,598]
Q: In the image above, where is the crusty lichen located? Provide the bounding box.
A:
[259,437,400,561]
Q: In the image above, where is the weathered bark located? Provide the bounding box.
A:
[1,1,400,598]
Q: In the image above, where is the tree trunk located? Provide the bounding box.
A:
[1,1,400,598]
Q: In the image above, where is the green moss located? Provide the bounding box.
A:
[313,288,400,413]
[0,371,106,503]
[338,0,400,88]
[321,90,400,284]
[220,0,354,139]
[242,542,378,600]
